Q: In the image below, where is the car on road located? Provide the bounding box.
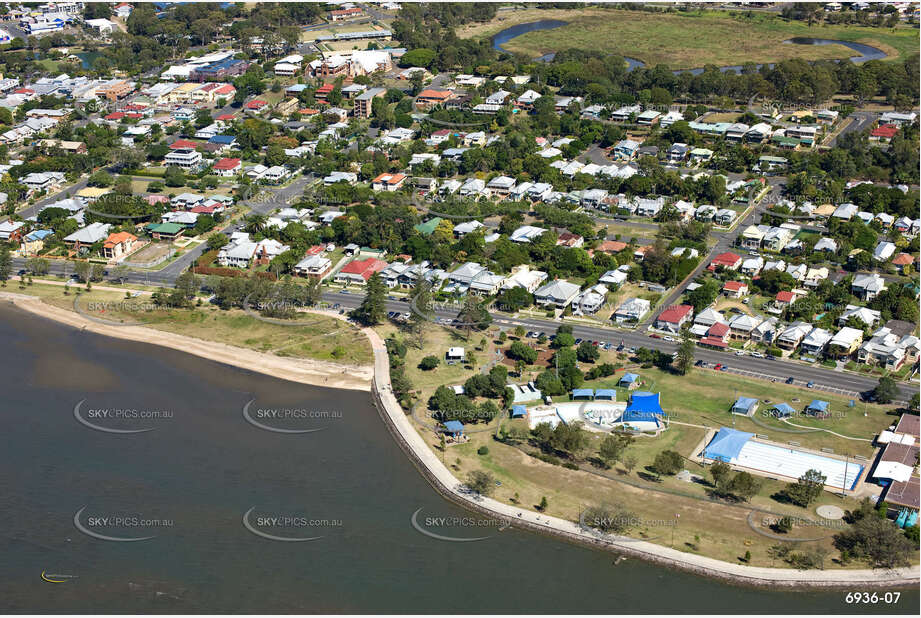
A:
[574,338,583,344]
[339,289,350,294]
[735,350,746,356]
[332,303,340,309]
[650,334,662,339]
[750,351,764,358]
[663,336,676,342]
[806,381,815,388]
[785,377,795,384]
[628,347,636,354]
[748,250,759,256]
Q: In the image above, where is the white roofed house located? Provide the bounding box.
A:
[516,89,542,109]
[714,209,737,226]
[459,177,486,197]
[21,171,65,193]
[634,197,664,218]
[572,284,608,315]
[728,314,761,341]
[777,321,813,351]
[827,327,864,359]
[63,222,111,253]
[873,241,896,262]
[659,110,683,128]
[452,220,485,238]
[468,270,506,296]
[599,267,628,288]
[613,297,650,324]
[740,256,764,276]
[851,273,886,301]
[501,265,548,293]
[293,253,332,278]
[800,328,833,357]
[802,266,829,288]
[527,182,554,202]
[838,305,881,328]
[751,316,780,344]
[858,328,918,371]
[813,237,838,253]
[486,175,516,198]
[509,225,546,244]
[509,182,533,202]
[832,202,858,220]
[534,279,581,309]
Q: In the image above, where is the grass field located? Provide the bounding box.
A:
[16,283,372,366]
[458,8,919,68]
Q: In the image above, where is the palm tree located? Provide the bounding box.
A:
[244,214,268,234]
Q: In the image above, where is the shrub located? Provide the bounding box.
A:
[418,355,440,371]
[477,445,489,456]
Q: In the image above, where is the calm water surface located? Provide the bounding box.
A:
[0,305,915,613]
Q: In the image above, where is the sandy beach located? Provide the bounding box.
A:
[1,292,373,392]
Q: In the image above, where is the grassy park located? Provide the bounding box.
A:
[10,282,373,366]
[458,7,918,68]
[375,318,912,567]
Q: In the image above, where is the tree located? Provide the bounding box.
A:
[782,469,827,507]
[834,516,914,568]
[675,329,695,375]
[408,278,432,349]
[538,496,548,511]
[710,460,732,489]
[598,432,633,468]
[508,340,538,365]
[87,170,114,187]
[728,472,762,502]
[25,257,49,275]
[652,450,684,476]
[576,340,600,363]
[0,245,11,285]
[873,376,898,404]
[466,470,495,496]
[622,454,638,475]
[352,273,386,326]
[419,355,439,371]
[164,166,185,187]
[458,293,491,339]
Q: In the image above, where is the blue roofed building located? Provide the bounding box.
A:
[595,389,616,401]
[731,396,759,417]
[771,403,795,418]
[704,427,754,462]
[571,388,594,400]
[510,405,526,418]
[618,372,640,390]
[806,400,830,417]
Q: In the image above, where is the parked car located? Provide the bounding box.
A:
[650,334,662,339]
[785,377,795,384]
[735,350,746,356]
[663,336,676,342]
[806,381,815,388]
[720,365,729,371]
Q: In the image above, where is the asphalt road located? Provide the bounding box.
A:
[826,111,877,148]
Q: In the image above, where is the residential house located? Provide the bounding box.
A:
[827,327,863,359]
[101,231,137,260]
[655,304,693,333]
[800,328,833,357]
[372,173,406,192]
[534,279,581,308]
[777,321,813,351]
[851,273,886,301]
[573,284,608,314]
[613,297,650,323]
[334,257,388,285]
[722,281,748,298]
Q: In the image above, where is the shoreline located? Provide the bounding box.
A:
[6,290,918,588]
[363,331,920,588]
[0,292,373,392]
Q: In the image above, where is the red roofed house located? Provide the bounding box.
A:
[700,322,730,349]
[244,99,268,113]
[104,111,125,121]
[891,252,915,272]
[654,304,693,333]
[722,280,749,298]
[556,232,584,248]
[102,231,138,260]
[774,290,797,309]
[330,6,362,21]
[212,157,242,177]
[709,251,742,271]
[315,83,334,101]
[415,89,453,109]
[216,113,236,122]
[146,195,169,206]
[305,244,326,256]
[596,240,627,254]
[190,204,218,215]
[870,124,899,142]
[169,139,199,150]
[371,173,407,192]
[334,258,387,286]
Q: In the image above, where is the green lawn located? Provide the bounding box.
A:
[466,7,919,68]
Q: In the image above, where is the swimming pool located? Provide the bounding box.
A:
[734,440,863,490]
